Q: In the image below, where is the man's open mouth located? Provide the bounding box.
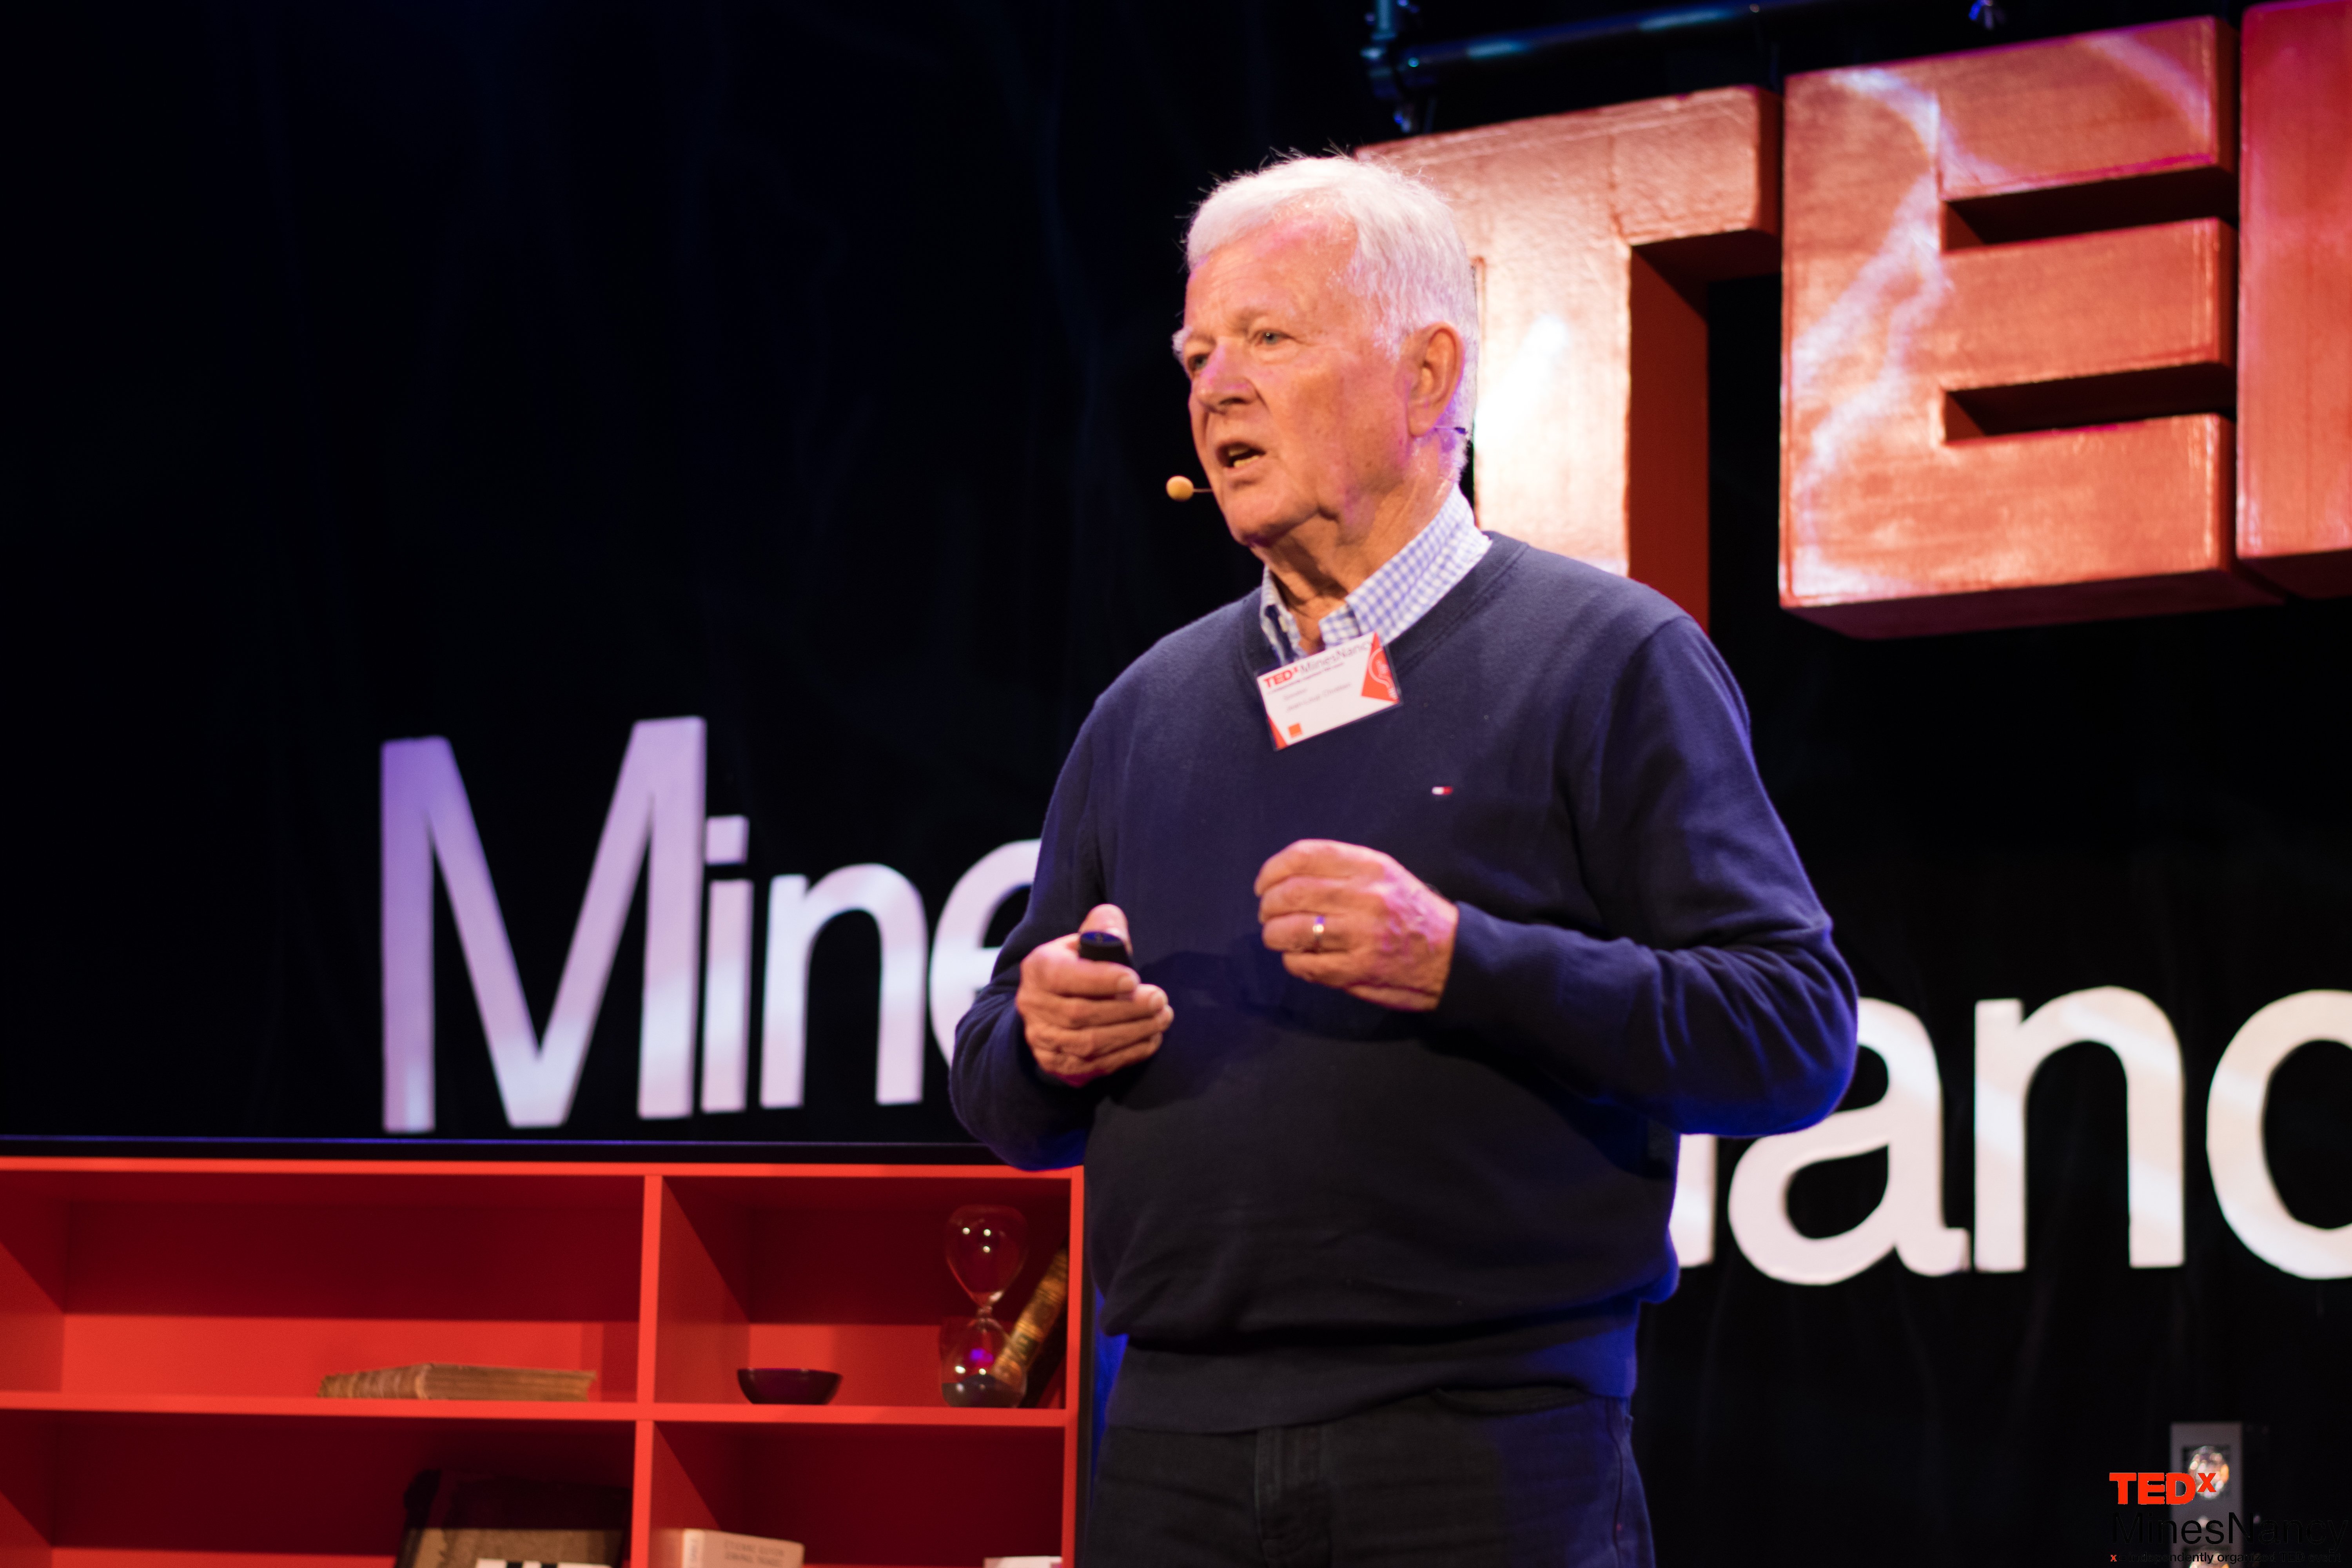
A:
[1218,442,1265,471]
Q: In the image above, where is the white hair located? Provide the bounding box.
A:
[1180,153,1479,459]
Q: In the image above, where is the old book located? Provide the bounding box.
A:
[654,1527,806,1568]
[319,1363,595,1401]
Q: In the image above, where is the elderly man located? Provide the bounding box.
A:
[951,154,1855,1566]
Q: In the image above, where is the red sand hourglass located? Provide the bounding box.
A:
[938,1204,1029,1407]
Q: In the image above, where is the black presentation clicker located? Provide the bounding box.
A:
[1077,929,1132,965]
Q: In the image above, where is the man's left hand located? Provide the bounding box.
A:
[1255,839,1457,1011]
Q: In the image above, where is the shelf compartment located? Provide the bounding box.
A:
[649,1417,1065,1568]
[0,1169,644,1401]
[655,1173,1075,1411]
[0,1405,635,1568]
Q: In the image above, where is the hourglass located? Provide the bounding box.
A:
[939,1204,1028,1407]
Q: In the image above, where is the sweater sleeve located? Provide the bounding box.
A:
[947,720,1110,1170]
[1429,619,1858,1136]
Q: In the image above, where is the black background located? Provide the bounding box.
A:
[7,0,2347,1559]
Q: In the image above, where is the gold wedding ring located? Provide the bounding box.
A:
[1310,914,1326,952]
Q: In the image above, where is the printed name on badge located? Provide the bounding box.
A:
[1258,632,1401,750]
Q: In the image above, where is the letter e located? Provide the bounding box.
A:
[1782,18,2267,634]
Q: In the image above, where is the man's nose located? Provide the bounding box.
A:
[1191,342,1253,407]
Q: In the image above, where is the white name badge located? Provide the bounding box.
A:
[1258,631,1401,750]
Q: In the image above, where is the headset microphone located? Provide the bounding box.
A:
[1165,476,1209,502]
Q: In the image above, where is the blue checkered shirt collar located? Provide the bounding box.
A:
[1258,487,1488,665]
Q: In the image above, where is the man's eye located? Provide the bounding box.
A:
[1258,330,1282,346]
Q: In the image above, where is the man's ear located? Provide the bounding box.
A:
[1403,322,1465,439]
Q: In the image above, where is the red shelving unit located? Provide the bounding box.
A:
[0,1158,1083,1568]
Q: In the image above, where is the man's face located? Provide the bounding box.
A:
[1178,219,1412,552]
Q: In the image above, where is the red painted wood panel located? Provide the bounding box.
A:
[2238,0,2352,595]
[0,1193,65,1396]
[1782,17,2276,635]
[40,1185,639,1400]
[0,1412,53,1568]
[59,1316,638,1401]
[0,1158,1085,1567]
[1364,87,1783,628]
[4,1407,631,1559]
[653,1177,751,1405]
[58,1196,638,1318]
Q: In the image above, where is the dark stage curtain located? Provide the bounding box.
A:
[7,1,2346,1560]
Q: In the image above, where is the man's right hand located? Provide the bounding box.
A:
[1016,904,1173,1086]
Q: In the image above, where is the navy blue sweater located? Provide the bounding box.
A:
[951,535,1857,1432]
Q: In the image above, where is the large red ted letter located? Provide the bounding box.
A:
[1781,18,2274,635]
[1363,88,1781,628]
[2238,0,2352,596]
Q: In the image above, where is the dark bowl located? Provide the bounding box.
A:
[736,1367,842,1405]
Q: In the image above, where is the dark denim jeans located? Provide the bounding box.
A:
[1088,1389,1654,1568]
